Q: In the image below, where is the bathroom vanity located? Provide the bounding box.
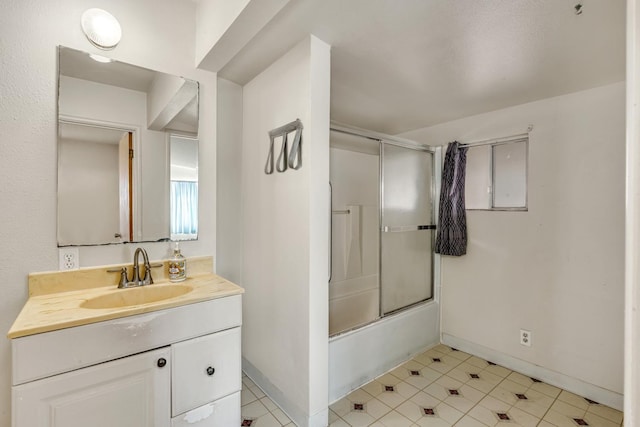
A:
[7,256,243,427]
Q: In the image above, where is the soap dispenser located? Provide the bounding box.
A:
[168,242,187,282]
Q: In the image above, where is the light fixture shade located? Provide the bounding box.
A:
[81,8,122,50]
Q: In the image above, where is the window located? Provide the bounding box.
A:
[465,136,528,211]
[170,181,198,237]
[169,135,199,240]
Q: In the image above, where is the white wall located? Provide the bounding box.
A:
[402,82,625,402]
[240,36,330,427]
[195,0,291,72]
[0,1,216,424]
[59,76,147,123]
[195,0,251,65]
[627,0,640,422]
[216,78,244,284]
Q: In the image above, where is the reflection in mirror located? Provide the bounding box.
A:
[58,122,133,245]
[170,136,199,241]
[57,46,199,246]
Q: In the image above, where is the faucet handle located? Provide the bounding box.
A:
[143,263,163,285]
[107,267,129,288]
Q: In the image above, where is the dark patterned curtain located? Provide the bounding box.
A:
[435,141,468,256]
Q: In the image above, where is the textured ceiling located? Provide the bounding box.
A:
[218,0,625,134]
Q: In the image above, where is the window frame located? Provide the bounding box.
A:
[465,136,529,212]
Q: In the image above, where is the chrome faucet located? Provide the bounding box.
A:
[132,247,153,286]
[107,247,161,288]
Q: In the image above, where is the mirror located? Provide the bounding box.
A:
[57,46,199,246]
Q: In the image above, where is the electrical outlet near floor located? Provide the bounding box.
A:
[520,329,532,347]
[59,247,79,270]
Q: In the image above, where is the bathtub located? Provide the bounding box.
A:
[328,299,440,403]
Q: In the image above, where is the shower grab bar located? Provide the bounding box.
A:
[382,225,436,232]
[332,210,350,214]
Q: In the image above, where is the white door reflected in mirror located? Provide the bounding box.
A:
[57,122,133,245]
[170,135,199,241]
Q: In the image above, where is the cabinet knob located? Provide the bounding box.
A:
[206,366,215,376]
[157,358,167,368]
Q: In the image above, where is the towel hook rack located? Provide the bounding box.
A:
[265,118,303,174]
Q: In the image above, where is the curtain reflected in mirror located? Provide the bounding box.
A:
[170,135,198,240]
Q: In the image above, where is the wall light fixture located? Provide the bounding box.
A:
[81,8,122,50]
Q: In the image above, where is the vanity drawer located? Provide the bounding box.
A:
[172,327,241,416]
[12,295,242,386]
[171,391,240,426]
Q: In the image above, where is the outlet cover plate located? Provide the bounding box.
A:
[59,247,79,270]
[520,329,532,347]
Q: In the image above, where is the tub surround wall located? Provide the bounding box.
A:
[0,1,217,424]
[239,36,330,427]
[401,82,626,407]
[329,147,380,335]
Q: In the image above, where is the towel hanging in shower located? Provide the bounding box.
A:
[435,141,468,256]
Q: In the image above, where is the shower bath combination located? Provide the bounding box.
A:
[328,125,439,336]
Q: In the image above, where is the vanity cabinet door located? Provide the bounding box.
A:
[172,327,241,416]
[12,347,171,427]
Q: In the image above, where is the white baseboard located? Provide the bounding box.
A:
[442,333,624,411]
[242,357,328,427]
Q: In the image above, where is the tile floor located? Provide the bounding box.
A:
[241,344,624,427]
[242,373,295,427]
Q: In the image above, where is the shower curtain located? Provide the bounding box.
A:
[435,141,468,256]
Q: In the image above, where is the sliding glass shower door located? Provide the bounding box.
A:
[328,127,437,336]
[380,142,435,315]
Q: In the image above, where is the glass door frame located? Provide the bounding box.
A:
[379,139,438,317]
[328,122,442,337]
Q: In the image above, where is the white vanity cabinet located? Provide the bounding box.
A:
[10,294,242,427]
[13,347,172,427]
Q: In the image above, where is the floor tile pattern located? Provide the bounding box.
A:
[241,374,294,427]
[242,344,624,427]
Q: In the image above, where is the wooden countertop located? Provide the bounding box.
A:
[7,257,243,339]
